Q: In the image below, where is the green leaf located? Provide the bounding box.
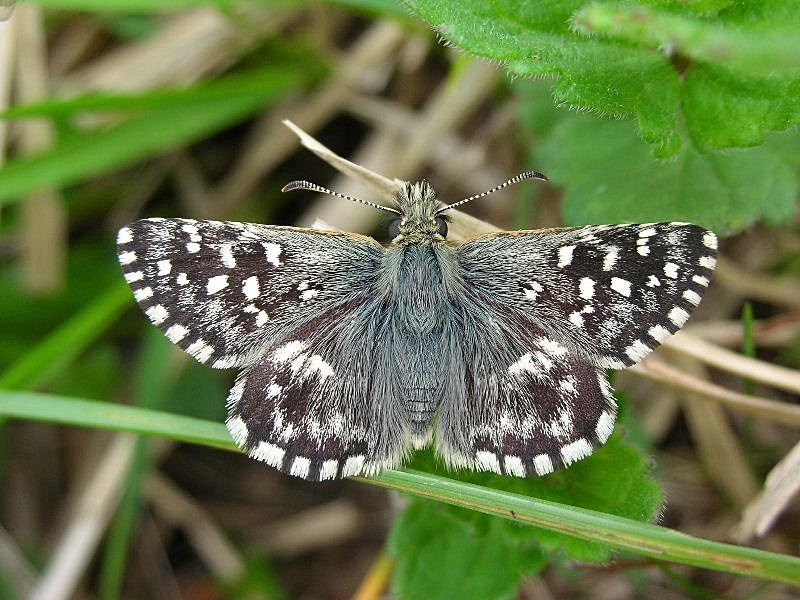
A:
[574,3,800,75]
[390,500,547,600]
[2,393,800,585]
[0,67,303,206]
[536,114,799,234]
[405,428,661,563]
[403,0,800,155]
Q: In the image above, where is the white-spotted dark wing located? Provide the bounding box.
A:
[118,218,383,369]
[458,222,717,369]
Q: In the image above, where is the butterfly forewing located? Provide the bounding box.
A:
[458,222,717,369]
[117,218,383,368]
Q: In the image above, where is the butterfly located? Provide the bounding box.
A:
[117,171,717,480]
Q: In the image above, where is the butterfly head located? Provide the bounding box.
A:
[389,180,450,243]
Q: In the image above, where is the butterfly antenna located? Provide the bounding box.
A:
[282,180,401,215]
[436,171,549,214]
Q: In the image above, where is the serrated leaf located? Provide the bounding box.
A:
[404,0,800,155]
[574,3,800,75]
[536,114,799,234]
[390,500,547,600]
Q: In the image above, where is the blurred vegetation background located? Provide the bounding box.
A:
[0,1,799,599]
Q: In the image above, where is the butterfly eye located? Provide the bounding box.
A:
[388,218,403,239]
[435,216,448,237]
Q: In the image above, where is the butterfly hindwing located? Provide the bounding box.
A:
[225,297,411,480]
[458,222,717,369]
[434,300,617,476]
[117,218,383,369]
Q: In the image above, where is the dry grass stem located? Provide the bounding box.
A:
[30,434,137,600]
[716,256,800,311]
[0,523,36,597]
[630,359,800,428]
[675,356,759,508]
[664,331,800,395]
[57,6,296,94]
[686,317,800,348]
[257,499,363,558]
[146,472,245,580]
[15,5,65,294]
[213,20,407,215]
[735,440,800,542]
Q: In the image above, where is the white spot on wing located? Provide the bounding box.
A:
[504,456,526,477]
[610,277,632,297]
[699,255,716,269]
[624,339,650,362]
[523,281,544,301]
[242,276,260,300]
[166,324,188,343]
[226,416,248,446]
[119,251,137,265]
[639,227,657,238]
[579,277,595,299]
[557,245,575,268]
[693,275,709,287]
[305,355,334,380]
[595,411,615,443]
[273,340,308,363]
[668,306,690,327]
[664,262,679,278]
[290,456,311,478]
[300,289,319,301]
[117,227,133,244]
[186,339,213,363]
[145,304,169,325]
[533,454,553,475]
[646,275,661,287]
[134,287,153,301]
[648,324,671,343]
[569,312,584,326]
[560,438,592,466]
[683,289,702,305]
[703,231,718,249]
[220,244,236,268]
[509,353,537,376]
[124,271,143,283]
[256,311,268,327]
[186,242,200,253]
[342,455,365,476]
[475,451,501,473]
[250,441,285,467]
[206,275,229,295]
[177,272,189,285]
[157,260,172,276]
[319,460,339,481]
[181,223,199,234]
[536,338,568,356]
[602,246,619,271]
[263,242,283,266]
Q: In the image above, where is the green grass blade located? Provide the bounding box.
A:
[1,392,799,585]
[0,391,233,449]
[0,68,301,206]
[0,283,132,390]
